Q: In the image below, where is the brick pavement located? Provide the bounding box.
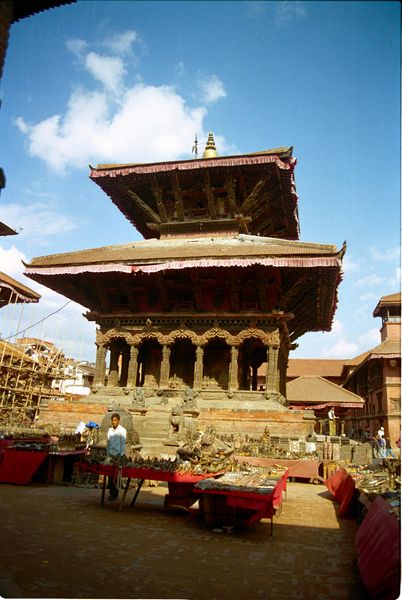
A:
[0,481,370,599]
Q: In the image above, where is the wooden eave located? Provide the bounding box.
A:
[89,150,300,241]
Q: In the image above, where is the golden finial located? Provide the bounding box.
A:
[202,132,217,159]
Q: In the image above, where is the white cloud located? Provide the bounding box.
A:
[359,292,376,302]
[369,246,400,261]
[387,267,401,288]
[0,244,95,361]
[0,201,78,244]
[103,31,138,55]
[321,339,359,359]
[353,274,384,287]
[358,328,380,349]
[15,34,229,172]
[275,1,307,26]
[66,38,88,58]
[199,74,227,104]
[342,254,360,274]
[85,52,126,93]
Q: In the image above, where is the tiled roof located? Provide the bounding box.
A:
[286,358,345,378]
[286,376,364,406]
[26,235,341,268]
[373,292,401,317]
[0,271,40,306]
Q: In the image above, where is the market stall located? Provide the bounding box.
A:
[78,460,223,512]
[355,494,400,600]
[235,455,320,482]
[194,469,288,533]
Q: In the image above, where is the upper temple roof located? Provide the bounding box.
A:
[89,147,300,241]
[25,234,342,268]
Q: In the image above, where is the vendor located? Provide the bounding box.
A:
[107,413,127,500]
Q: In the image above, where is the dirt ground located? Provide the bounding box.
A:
[0,480,369,600]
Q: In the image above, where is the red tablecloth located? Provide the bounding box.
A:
[78,461,222,484]
[325,468,356,517]
[0,449,48,484]
[355,495,400,600]
[195,472,287,525]
[235,456,320,480]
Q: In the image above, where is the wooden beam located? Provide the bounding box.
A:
[239,175,269,213]
[120,185,161,223]
[224,172,238,216]
[202,171,217,219]
[190,271,205,311]
[169,173,185,220]
[151,176,168,222]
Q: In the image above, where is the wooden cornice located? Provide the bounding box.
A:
[120,185,161,224]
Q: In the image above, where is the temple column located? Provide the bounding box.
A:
[127,345,139,388]
[160,345,171,387]
[193,345,204,388]
[93,344,106,387]
[265,345,280,392]
[229,346,239,390]
[108,343,120,387]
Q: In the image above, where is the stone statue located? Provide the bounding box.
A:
[167,404,185,444]
[182,386,198,409]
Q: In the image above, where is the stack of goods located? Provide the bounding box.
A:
[346,457,400,498]
[195,469,283,494]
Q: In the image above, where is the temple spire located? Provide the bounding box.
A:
[202,132,217,159]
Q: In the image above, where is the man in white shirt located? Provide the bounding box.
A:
[328,407,337,436]
[107,413,127,500]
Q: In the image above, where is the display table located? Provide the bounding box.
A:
[0,447,86,485]
[78,462,222,512]
[235,455,321,481]
[355,495,400,600]
[0,449,48,484]
[325,468,357,517]
[194,471,288,533]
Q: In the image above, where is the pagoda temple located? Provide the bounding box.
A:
[24,135,345,450]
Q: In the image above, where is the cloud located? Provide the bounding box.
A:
[0,244,96,361]
[369,246,400,261]
[387,267,401,288]
[353,274,384,287]
[358,328,380,349]
[321,339,359,359]
[359,292,376,302]
[66,38,88,57]
[15,33,229,172]
[85,52,126,93]
[0,201,78,244]
[342,254,360,274]
[275,1,307,26]
[102,31,138,55]
[199,74,227,104]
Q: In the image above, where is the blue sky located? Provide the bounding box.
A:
[0,0,400,363]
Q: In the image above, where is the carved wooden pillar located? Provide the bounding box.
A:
[127,345,139,389]
[93,344,106,387]
[160,345,171,388]
[229,345,239,390]
[265,345,280,392]
[193,345,204,388]
[108,343,119,387]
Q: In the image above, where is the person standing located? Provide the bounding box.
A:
[385,437,396,459]
[107,413,127,500]
[328,407,337,436]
